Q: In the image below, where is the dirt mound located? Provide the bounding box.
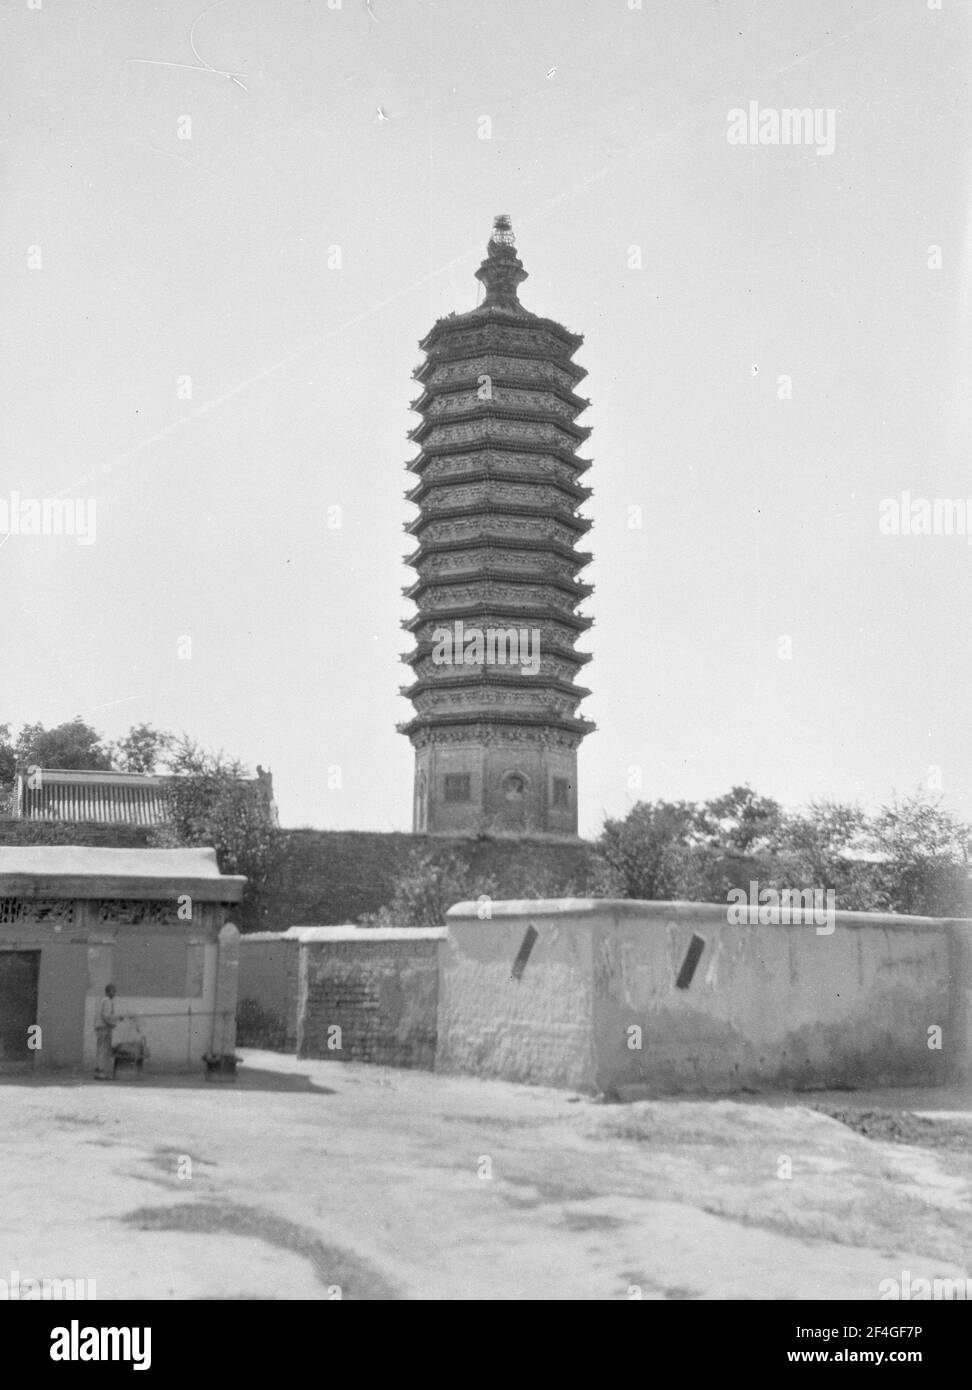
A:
[817,1107,971,1151]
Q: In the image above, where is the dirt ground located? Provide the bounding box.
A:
[3,1051,971,1300]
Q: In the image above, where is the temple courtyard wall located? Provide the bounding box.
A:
[237,899,972,1096]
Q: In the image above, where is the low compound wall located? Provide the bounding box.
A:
[252,830,596,930]
[0,819,152,849]
[296,927,444,1069]
[237,930,301,1051]
[439,899,972,1095]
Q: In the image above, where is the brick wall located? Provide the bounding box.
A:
[0,819,151,848]
[254,830,596,930]
[297,930,443,1068]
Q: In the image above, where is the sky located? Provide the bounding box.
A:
[2,0,970,836]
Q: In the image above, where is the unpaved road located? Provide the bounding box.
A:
[3,1052,971,1299]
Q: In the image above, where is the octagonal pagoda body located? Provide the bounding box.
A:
[399,217,594,836]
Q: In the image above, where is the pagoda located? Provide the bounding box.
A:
[398,215,594,836]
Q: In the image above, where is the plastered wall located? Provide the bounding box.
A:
[439,900,969,1094]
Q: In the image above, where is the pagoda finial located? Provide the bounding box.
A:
[475,213,527,310]
[490,213,515,246]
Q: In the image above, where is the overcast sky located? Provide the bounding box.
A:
[2,0,970,835]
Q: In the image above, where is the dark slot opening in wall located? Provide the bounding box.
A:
[511,925,539,981]
[675,933,706,990]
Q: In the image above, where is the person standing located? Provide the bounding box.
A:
[94,984,124,1080]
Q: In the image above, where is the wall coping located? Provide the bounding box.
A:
[291,926,448,943]
[445,897,966,932]
[0,845,246,902]
[239,931,303,943]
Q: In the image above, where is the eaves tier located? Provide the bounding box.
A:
[399,238,594,747]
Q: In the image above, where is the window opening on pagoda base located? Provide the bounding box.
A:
[444,773,472,804]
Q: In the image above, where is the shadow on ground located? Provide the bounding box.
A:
[0,1064,334,1095]
[121,1202,398,1300]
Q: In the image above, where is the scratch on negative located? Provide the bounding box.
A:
[129,0,249,91]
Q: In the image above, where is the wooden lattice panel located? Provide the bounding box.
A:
[0,898,76,927]
[97,899,182,926]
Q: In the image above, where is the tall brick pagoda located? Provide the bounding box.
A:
[398,215,594,837]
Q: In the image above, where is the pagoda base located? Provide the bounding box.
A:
[412,735,579,836]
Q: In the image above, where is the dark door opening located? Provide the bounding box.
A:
[0,950,41,1068]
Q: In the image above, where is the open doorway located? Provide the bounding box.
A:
[0,950,40,1069]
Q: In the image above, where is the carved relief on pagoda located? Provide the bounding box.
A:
[408,722,584,752]
[411,614,586,651]
[492,385,582,418]
[421,417,582,451]
[426,355,579,392]
[415,548,581,584]
[419,514,585,549]
[410,650,582,684]
[411,686,582,718]
[417,579,582,614]
[427,322,579,361]
[414,452,584,489]
[422,480,582,514]
[426,385,579,421]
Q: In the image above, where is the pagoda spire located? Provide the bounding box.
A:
[475,213,528,311]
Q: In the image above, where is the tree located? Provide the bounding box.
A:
[594,789,783,902]
[0,725,15,815]
[869,792,971,918]
[761,800,883,912]
[0,725,15,786]
[148,736,280,920]
[5,719,173,776]
[593,799,703,900]
[363,848,498,930]
[15,719,112,771]
[593,785,972,917]
[109,723,173,774]
[696,786,782,856]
